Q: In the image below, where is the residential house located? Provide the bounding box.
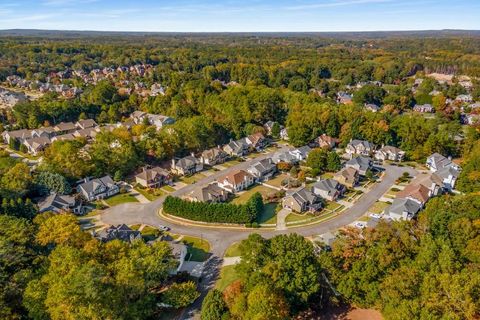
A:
[413,104,434,113]
[223,139,250,157]
[201,147,229,166]
[435,165,460,190]
[263,121,276,135]
[397,184,431,206]
[313,179,346,201]
[334,167,360,188]
[2,129,32,144]
[23,136,51,155]
[135,166,172,188]
[365,103,380,112]
[426,153,459,172]
[53,122,77,134]
[130,111,174,129]
[168,242,188,275]
[171,155,203,176]
[247,158,277,181]
[280,128,289,140]
[78,175,119,201]
[345,139,375,157]
[186,183,229,203]
[217,170,255,193]
[51,133,76,142]
[272,150,298,164]
[289,146,312,161]
[386,198,422,221]
[317,134,338,149]
[96,224,142,243]
[75,119,98,130]
[456,94,473,103]
[246,132,268,151]
[345,156,373,176]
[282,187,323,213]
[37,193,81,214]
[31,127,55,139]
[337,92,353,104]
[416,173,444,196]
[375,146,405,162]
[73,128,99,140]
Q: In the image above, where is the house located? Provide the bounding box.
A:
[247,158,277,181]
[223,139,249,157]
[31,127,55,139]
[280,128,289,140]
[289,146,312,161]
[317,134,338,149]
[53,122,77,134]
[201,147,229,166]
[455,94,473,103]
[73,128,99,140]
[135,167,172,188]
[413,104,434,113]
[386,198,422,221]
[95,224,142,243]
[345,156,373,176]
[186,183,229,203]
[75,119,98,130]
[334,167,360,188]
[78,175,119,201]
[375,146,405,162]
[365,103,380,112]
[263,121,277,135]
[130,111,175,129]
[217,170,255,193]
[51,133,76,142]
[2,129,32,144]
[435,165,460,190]
[282,187,323,213]
[397,183,431,205]
[313,179,346,201]
[426,153,459,172]
[23,136,51,155]
[168,242,188,275]
[346,140,375,157]
[171,155,203,176]
[246,132,268,151]
[337,92,353,104]
[37,193,81,214]
[272,150,298,164]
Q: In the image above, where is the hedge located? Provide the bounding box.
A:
[163,192,264,224]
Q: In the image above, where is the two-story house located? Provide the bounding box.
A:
[78,175,119,201]
[217,170,255,193]
[135,166,172,188]
[171,155,203,176]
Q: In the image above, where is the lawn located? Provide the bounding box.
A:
[180,172,208,184]
[221,160,242,168]
[264,173,288,188]
[215,265,241,292]
[224,242,242,257]
[134,187,165,201]
[368,201,390,214]
[231,185,277,205]
[320,172,335,179]
[104,193,139,206]
[141,225,160,241]
[161,185,176,192]
[286,212,311,223]
[325,201,342,211]
[257,202,277,225]
[182,235,211,262]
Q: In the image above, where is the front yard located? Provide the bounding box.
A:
[215,265,240,292]
[104,193,139,206]
[224,242,242,257]
[368,201,390,214]
[263,173,289,188]
[230,184,278,204]
[134,186,165,201]
[182,235,211,262]
[179,172,208,184]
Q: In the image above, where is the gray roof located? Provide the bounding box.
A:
[249,158,275,174]
[388,198,422,217]
[272,151,297,163]
[346,156,372,171]
[79,175,115,194]
[189,183,227,202]
[175,155,200,169]
[313,179,342,194]
[38,193,75,213]
[289,187,321,206]
[349,139,374,150]
[427,153,452,170]
[436,165,460,180]
[96,224,141,243]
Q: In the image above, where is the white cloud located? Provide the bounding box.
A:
[286,0,392,10]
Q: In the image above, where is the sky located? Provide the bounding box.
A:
[0,0,479,32]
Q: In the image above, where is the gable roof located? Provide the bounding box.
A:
[388,198,422,216]
[37,193,75,212]
[136,167,170,181]
[335,167,359,182]
[174,155,200,169]
[54,122,76,132]
[96,224,141,243]
[346,156,372,171]
[314,179,342,194]
[288,187,320,206]
[219,169,253,185]
[189,183,227,202]
[76,119,97,129]
[397,184,431,204]
[79,175,115,194]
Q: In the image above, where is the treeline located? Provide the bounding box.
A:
[163,193,263,224]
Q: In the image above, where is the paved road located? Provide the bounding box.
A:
[100,160,417,319]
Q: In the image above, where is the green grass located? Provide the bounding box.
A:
[141,226,160,241]
[221,160,241,168]
[134,187,164,201]
[180,173,208,184]
[231,185,277,204]
[325,201,342,211]
[130,224,141,230]
[215,265,241,292]
[104,193,139,206]
[182,236,211,262]
[224,242,242,257]
[286,212,311,223]
[257,203,277,224]
[264,173,288,188]
[369,201,390,214]
[320,172,335,179]
[161,185,176,192]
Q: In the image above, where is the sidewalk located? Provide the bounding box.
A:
[276,208,290,231]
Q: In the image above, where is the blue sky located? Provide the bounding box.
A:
[0,0,479,32]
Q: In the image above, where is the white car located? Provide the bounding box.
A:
[353,221,367,229]
[158,225,170,231]
[369,213,382,219]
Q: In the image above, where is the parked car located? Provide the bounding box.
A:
[158,225,170,231]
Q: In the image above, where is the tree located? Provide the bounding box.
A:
[245,284,290,320]
[162,281,199,308]
[34,171,71,195]
[42,140,93,180]
[326,151,341,172]
[0,162,32,197]
[353,85,386,105]
[271,122,281,139]
[306,148,328,176]
[201,289,228,320]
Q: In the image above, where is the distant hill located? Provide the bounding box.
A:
[1,29,480,39]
